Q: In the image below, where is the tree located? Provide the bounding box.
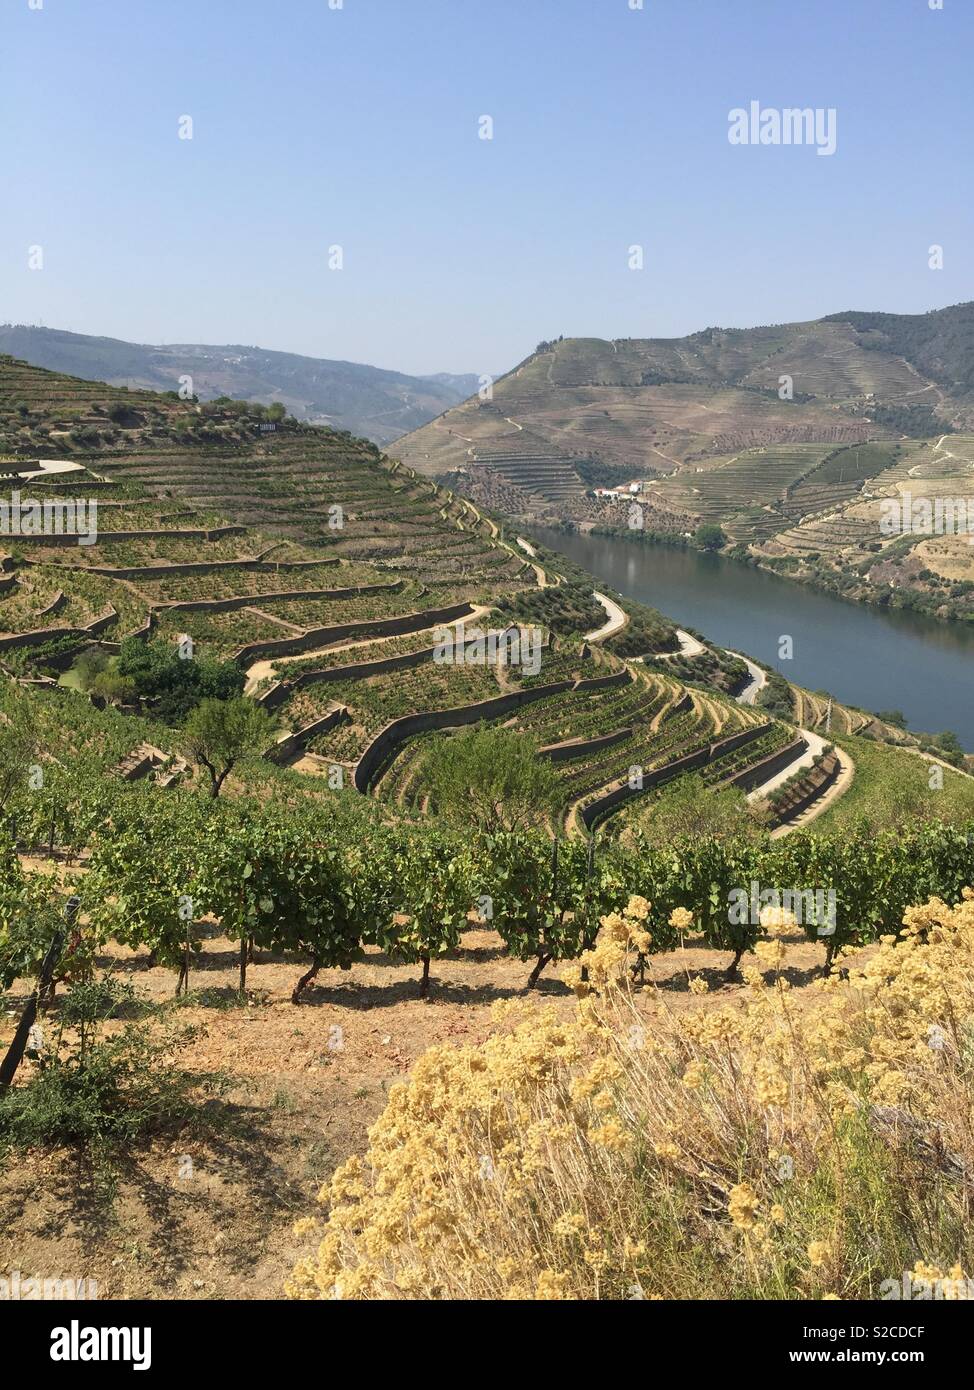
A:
[181,698,271,798]
[421,726,563,834]
[694,524,727,551]
[91,670,137,707]
[117,636,244,723]
[375,826,474,996]
[74,648,110,690]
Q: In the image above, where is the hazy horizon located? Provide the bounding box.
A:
[4,0,972,376]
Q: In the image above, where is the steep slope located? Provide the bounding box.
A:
[391,305,974,496]
[0,324,477,447]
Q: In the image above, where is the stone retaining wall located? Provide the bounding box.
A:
[0,626,81,651]
[34,550,339,582]
[579,721,775,830]
[540,727,633,763]
[264,706,349,765]
[769,752,841,826]
[280,644,437,699]
[37,590,67,619]
[574,669,631,694]
[663,690,694,720]
[724,737,807,792]
[155,580,403,615]
[234,601,477,667]
[84,607,118,636]
[354,677,578,792]
[19,524,246,548]
[0,605,116,651]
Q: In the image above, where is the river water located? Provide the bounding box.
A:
[526,526,974,750]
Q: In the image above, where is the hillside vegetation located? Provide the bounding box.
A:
[0,324,479,446]
[390,305,974,625]
[2,353,973,1300]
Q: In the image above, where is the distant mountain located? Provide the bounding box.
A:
[0,325,480,446]
[391,303,974,481]
[821,303,974,392]
[418,371,483,398]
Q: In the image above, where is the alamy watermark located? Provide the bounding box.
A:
[728,882,837,935]
[728,102,837,157]
[880,491,974,545]
[1,1268,98,1300]
[880,1270,972,1301]
[0,491,98,545]
[433,623,542,677]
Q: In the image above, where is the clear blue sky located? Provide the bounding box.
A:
[2,0,971,377]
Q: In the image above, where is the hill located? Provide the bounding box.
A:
[0,350,948,837]
[390,303,974,490]
[389,306,974,623]
[0,324,479,447]
[2,354,974,1298]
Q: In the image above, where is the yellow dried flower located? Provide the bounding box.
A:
[728,1183,761,1230]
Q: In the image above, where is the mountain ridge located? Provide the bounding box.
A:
[388,302,974,490]
[0,324,481,448]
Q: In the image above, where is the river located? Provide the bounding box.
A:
[526,526,974,750]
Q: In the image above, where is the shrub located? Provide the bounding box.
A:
[289,889,974,1301]
[0,978,212,1161]
[117,636,244,723]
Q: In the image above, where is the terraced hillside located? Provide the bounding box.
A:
[746,433,974,622]
[0,325,480,446]
[389,309,974,627]
[0,366,537,670]
[391,308,974,614]
[395,308,974,486]
[3,354,963,841]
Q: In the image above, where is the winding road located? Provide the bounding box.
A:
[727,651,767,706]
[584,592,627,642]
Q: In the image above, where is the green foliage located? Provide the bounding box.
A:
[756,668,795,721]
[479,830,623,984]
[73,648,110,690]
[823,304,974,391]
[920,730,965,767]
[0,701,40,813]
[421,725,563,834]
[0,978,210,1162]
[83,790,211,979]
[629,773,765,844]
[694,523,727,551]
[602,597,678,658]
[496,579,604,636]
[181,696,271,796]
[866,404,946,437]
[92,669,137,706]
[374,827,475,991]
[0,837,65,989]
[117,636,244,724]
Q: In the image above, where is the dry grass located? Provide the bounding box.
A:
[0,911,840,1300]
[289,896,974,1300]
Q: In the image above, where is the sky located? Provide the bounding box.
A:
[2,0,971,378]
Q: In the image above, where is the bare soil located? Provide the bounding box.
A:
[0,921,840,1300]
